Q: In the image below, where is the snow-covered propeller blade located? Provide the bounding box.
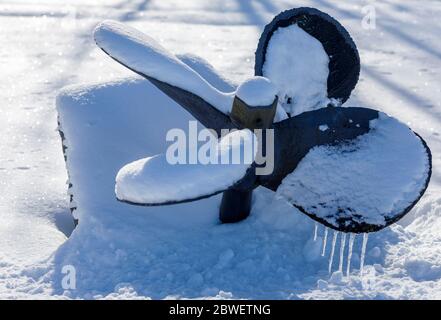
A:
[115,129,257,206]
[260,106,380,191]
[274,112,432,233]
[94,20,235,134]
[255,7,360,116]
[176,53,236,93]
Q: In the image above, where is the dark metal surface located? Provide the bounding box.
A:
[219,94,277,223]
[219,188,254,223]
[259,106,379,190]
[230,96,277,130]
[146,76,235,135]
[57,117,79,226]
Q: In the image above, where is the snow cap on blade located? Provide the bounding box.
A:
[235,76,277,107]
[115,129,258,206]
[93,20,234,114]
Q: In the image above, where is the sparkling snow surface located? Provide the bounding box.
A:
[262,24,330,116]
[116,129,256,205]
[1,0,441,300]
[277,113,430,228]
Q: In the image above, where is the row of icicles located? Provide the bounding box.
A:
[314,223,369,276]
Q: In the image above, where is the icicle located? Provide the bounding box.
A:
[321,227,328,256]
[359,233,369,276]
[313,222,318,241]
[346,233,356,276]
[338,233,347,272]
[328,231,338,274]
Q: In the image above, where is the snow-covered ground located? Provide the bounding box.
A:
[0,0,440,299]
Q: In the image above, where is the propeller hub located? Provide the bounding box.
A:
[231,76,278,129]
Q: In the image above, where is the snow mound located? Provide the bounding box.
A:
[94,20,234,114]
[277,113,430,229]
[262,24,330,116]
[54,76,335,299]
[54,73,432,299]
[235,76,277,107]
[116,129,257,205]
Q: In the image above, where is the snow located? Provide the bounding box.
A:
[1,0,441,300]
[234,76,288,122]
[235,76,277,106]
[277,113,430,229]
[94,20,234,115]
[115,129,256,205]
[262,24,330,116]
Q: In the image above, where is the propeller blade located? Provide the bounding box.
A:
[255,7,360,115]
[94,20,235,134]
[176,53,236,93]
[271,111,431,233]
[260,106,379,190]
[115,129,257,206]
